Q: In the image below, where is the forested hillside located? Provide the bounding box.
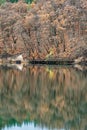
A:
[0,0,87,61]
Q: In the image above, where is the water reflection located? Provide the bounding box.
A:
[3,122,56,130]
[0,65,87,130]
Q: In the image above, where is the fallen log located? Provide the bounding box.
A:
[0,53,87,66]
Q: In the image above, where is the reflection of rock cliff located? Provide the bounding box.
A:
[0,66,87,129]
[0,0,87,60]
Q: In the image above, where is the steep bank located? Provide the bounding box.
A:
[0,0,87,62]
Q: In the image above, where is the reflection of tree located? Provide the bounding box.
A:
[0,66,87,130]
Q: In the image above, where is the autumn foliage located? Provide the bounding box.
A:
[0,0,87,60]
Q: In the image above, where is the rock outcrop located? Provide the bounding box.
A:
[0,0,87,61]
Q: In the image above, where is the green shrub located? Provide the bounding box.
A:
[0,0,34,5]
[0,0,6,5]
[9,0,33,3]
[25,0,33,4]
[10,0,18,3]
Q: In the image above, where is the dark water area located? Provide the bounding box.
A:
[0,65,87,130]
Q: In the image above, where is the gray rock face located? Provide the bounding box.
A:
[0,0,87,61]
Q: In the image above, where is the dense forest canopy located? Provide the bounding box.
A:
[0,0,87,61]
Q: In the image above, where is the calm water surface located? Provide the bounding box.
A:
[0,65,87,130]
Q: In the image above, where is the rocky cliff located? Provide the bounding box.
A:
[0,0,87,61]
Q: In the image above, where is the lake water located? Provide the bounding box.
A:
[0,65,87,130]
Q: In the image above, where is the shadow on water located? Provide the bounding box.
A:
[0,65,87,130]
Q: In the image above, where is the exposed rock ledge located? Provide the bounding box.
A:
[0,0,87,64]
